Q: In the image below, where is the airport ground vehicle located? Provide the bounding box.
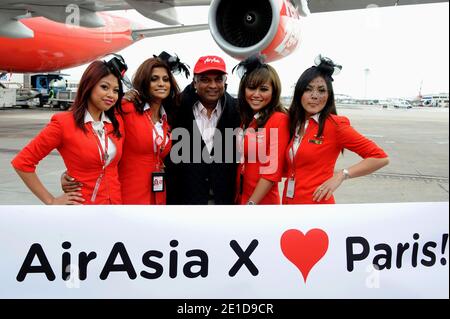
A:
[377,100,390,108]
[48,89,76,110]
[30,73,69,107]
[1,73,72,108]
[0,85,15,107]
[422,94,449,108]
[392,99,413,109]
[0,81,39,108]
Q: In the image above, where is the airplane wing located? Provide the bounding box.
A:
[1,0,446,33]
[1,0,447,44]
[302,0,448,14]
[0,0,212,38]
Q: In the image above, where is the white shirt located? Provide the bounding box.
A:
[237,112,263,164]
[290,113,321,162]
[193,101,223,154]
[144,103,169,152]
[84,111,116,167]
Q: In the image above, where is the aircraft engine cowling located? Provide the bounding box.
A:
[208,0,301,62]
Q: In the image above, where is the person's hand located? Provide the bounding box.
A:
[61,171,82,193]
[313,173,345,202]
[50,192,85,205]
[123,89,141,103]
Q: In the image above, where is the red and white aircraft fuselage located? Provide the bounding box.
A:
[1,13,134,73]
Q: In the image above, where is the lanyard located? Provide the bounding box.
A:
[288,121,310,179]
[145,109,169,172]
[89,122,109,203]
[238,119,259,197]
[90,123,109,168]
[288,131,302,179]
[287,139,299,179]
[285,124,305,199]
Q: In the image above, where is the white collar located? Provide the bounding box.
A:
[253,112,262,120]
[196,100,222,115]
[309,113,321,123]
[144,103,167,120]
[295,113,321,138]
[84,111,111,124]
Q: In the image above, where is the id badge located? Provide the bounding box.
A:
[286,178,295,199]
[152,172,165,193]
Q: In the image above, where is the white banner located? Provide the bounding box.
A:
[0,203,448,299]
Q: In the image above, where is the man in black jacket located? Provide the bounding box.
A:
[166,56,240,204]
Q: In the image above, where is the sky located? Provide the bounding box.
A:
[63,2,449,99]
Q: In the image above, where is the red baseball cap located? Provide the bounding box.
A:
[193,55,227,74]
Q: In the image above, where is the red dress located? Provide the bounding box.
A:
[119,101,172,204]
[282,115,388,204]
[238,112,290,205]
[11,112,124,204]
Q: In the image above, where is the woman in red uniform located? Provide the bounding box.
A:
[61,53,188,204]
[235,56,290,205]
[11,57,126,205]
[118,54,185,204]
[283,56,389,205]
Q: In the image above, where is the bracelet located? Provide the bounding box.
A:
[247,200,256,205]
[342,168,350,180]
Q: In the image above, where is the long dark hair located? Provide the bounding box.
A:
[288,61,338,139]
[71,60,124,138]
[131,57,180,125]
[238,64,286,129]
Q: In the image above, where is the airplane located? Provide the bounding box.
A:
[0,0,448,73]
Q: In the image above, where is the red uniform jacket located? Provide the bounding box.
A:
[282,115,388,205]
[119,101,172,204]
[239,112,290,205]
[11,112,124,204]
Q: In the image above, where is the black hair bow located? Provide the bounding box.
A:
[232,54,267,78]
[103,53,132,89]
[155,51,191,79]
[314,54,342,81]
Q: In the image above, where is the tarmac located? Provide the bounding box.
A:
[0,105,448,204]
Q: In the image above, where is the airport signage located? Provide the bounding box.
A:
[0,203,448,298]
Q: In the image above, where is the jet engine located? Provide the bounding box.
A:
[208,0,302,62]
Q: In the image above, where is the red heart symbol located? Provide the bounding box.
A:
[280,229,329,282]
